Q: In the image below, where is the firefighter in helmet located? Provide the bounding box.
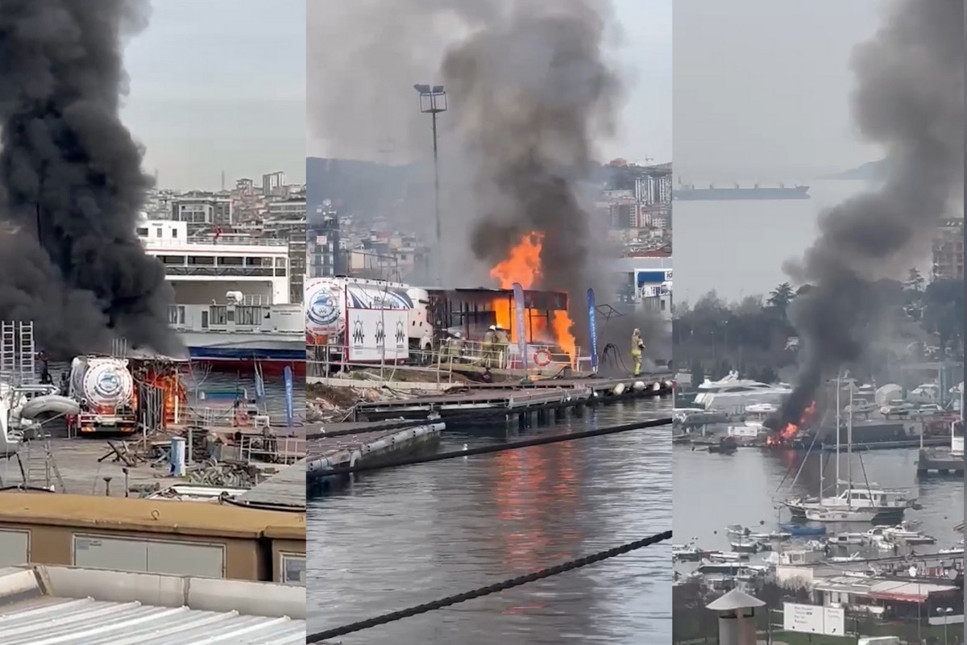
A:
[481,325,497,367]
[631,328,645,377]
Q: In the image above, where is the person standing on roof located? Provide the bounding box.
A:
[481,325,497,368]
[631,328,645,377]
[494,324,510,369]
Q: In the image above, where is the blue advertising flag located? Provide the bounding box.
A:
[512,282,528,370]
[254,368,266,407]
[283,365,294,428]
[587,288,599,372]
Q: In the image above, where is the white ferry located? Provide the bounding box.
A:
[138,219,303,371]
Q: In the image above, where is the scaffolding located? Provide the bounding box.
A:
[0,321,36,386]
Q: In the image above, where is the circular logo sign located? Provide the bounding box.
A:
[96,370,121,396]
[306,284,341,331]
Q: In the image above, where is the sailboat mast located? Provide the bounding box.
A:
[835,374,841,496]
[847,385,854,507]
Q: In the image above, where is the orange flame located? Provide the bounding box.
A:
[768,400,818,446]
[488,232,577,364]
[490,232,542,289]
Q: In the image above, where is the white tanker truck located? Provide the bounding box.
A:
[67,356,137,435]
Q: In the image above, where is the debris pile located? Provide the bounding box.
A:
[186,459,260,488]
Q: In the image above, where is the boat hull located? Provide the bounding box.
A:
[785,503,906,524]
[178,331,305,374]
[675,187,811,201]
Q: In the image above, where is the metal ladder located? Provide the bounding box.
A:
[19,428,66,492]
[0,322,36,385]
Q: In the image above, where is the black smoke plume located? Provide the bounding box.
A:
[443,1,623,340]
[0,0,182,358]
[771,0,963,429]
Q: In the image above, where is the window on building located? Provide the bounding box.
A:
[188,256,215,265]
[209,306,227,325]
[280,553,306,586]
[73,534,225,578]
[168,306,185,325]
[0,529,29,567]
[136,227,148,237]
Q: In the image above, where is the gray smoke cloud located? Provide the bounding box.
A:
[443,1,622,336]
[0,0,182,358]
[773,0,964,428]
[309,0,631,347]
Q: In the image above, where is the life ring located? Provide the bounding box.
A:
[533,349,552,367]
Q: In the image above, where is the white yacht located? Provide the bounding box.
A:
[693,371,792,413]
[785,484,913,523]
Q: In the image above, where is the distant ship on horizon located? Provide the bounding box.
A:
[674,181,811,201]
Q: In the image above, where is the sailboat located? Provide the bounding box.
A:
[783,374,914,523]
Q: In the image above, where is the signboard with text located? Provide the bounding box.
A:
[782,603,845,636]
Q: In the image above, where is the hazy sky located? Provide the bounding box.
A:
[674,0,885,182]
[604,0,672,164]
[121,0,305,191]
[306,0,672,166]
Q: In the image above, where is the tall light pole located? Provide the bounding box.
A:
[414,83,447,285]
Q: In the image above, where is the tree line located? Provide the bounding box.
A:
[673,270,964,386]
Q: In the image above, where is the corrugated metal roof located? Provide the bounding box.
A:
[0,597,306,644]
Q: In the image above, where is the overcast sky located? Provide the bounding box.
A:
[121,0,305,191]
[306,0,672,166]
[674,0,885,182]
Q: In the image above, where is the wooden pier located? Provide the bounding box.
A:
[353,374,673,422]
[306,421,444,494]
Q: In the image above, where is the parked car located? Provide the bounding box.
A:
[880,401,916,418]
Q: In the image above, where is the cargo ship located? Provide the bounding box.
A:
[674,183,810,201]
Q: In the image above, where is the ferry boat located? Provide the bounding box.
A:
[674,182,810,201]
[168,299,304,373]
[138,219,303,372]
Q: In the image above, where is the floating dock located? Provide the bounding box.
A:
[917,448,965,475]
[306,421,444,494]
[353,375,673,422]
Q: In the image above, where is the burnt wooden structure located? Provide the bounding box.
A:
[427,287,568,343]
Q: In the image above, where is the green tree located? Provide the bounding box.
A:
[904,267,925,292]
[923,278,965,355]
[767,282,795,311]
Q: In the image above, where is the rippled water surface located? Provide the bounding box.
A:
[308,399,672,644]
[674,445,964,559]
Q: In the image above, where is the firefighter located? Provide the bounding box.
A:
[631,328,645,377]
[494,324,510,369]
[447,331,464,362]
[481,325,497,367]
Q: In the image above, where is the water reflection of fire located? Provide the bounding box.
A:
[766,401,817,447]
[489,232,576,364]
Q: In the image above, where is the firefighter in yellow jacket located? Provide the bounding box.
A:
[631,328,644,377]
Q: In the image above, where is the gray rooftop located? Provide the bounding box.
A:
[0,565,306,644]
[706,588,766,611]
[0,597,305,644]
[236,459,307,510]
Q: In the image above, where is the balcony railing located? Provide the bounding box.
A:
[142,235,288,247]
[164,266,278,277]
